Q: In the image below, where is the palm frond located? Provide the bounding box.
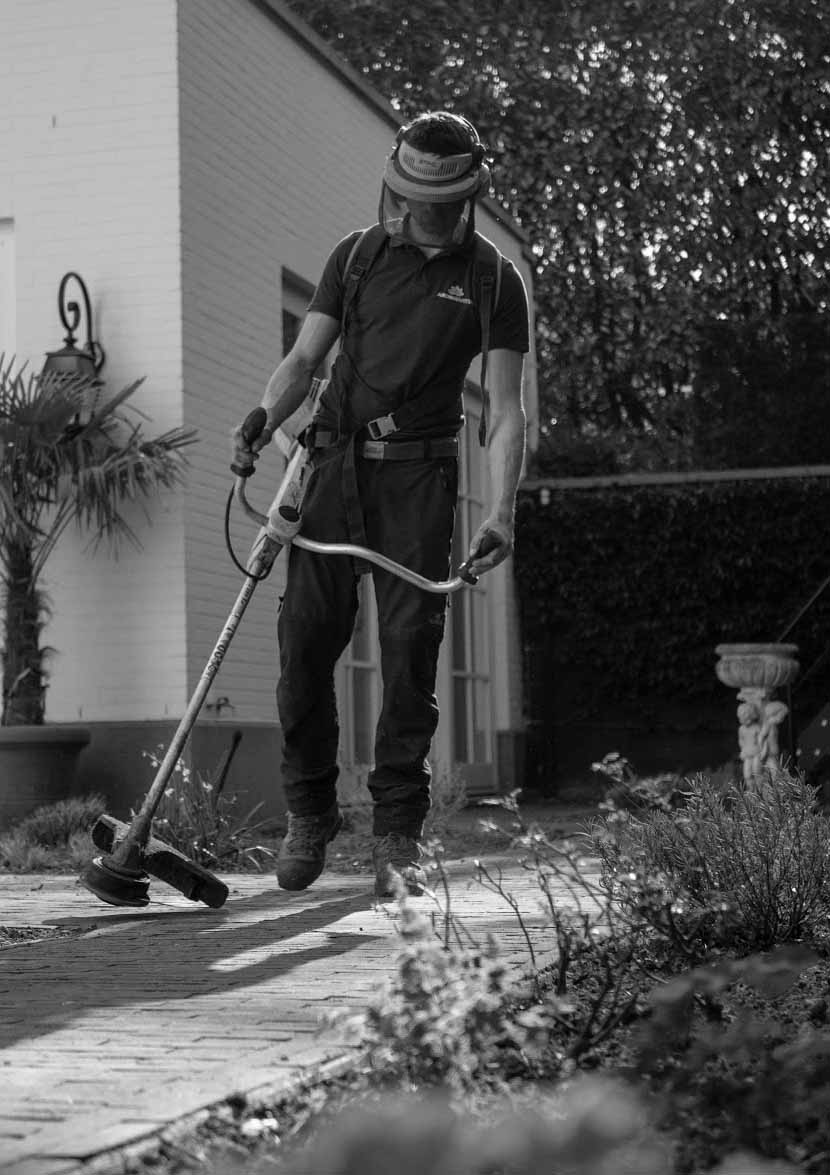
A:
[78,378,148,432]
[1,355,198,724]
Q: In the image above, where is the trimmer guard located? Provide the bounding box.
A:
[91,814,229,909]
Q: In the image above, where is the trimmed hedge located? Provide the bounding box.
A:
[515,475,830,722]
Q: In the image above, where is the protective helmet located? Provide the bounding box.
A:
[379,113,491,247]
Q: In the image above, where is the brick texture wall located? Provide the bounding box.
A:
[176,0,400,725]
[0,0,187,723]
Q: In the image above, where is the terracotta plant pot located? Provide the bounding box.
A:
[0,725,91,830]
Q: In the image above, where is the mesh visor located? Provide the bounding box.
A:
[379,185,473,246]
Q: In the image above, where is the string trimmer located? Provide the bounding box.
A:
[80,380,497,909]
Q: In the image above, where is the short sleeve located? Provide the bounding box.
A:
[307,232,362,321]
[490,259,530,353]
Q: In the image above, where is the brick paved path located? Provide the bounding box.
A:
[1,857,564,1175]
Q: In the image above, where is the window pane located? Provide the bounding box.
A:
[352,668,374,764]
[471,590,489,674]
[453,677,469,763]
[451,589,467,670]
[473,679,491,762]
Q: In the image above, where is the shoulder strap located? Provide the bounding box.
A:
[340,223,387,343]
[472,234,503,446]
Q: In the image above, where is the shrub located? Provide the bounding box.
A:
[8,793,107,847]
[592,751,687,812]
[288,1079,674,1175]
[143,749,275,870]
[0,832,53,871]
[592,765,830,957]
[474,796,652,1065]
[637,945,830,1171]
[352,896,540,1091]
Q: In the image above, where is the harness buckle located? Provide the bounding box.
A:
[367,414,397,440]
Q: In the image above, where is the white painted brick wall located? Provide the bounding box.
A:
[1,0,187,721]
[177,0,402,722]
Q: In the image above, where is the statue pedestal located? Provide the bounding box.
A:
[715,644,799,782]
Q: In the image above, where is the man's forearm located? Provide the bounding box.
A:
[486,404,527,524]
[261,354,317,433]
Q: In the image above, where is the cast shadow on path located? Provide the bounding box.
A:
[0,883,387,1050]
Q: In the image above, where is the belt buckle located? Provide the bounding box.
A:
[367,415,396,440]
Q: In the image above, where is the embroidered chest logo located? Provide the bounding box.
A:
[437,284,472,305]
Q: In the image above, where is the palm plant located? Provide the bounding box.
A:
[0,355,196,725]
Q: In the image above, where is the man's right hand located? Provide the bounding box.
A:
[229,409,274,478]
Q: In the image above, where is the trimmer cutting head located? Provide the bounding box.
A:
[80,855,151,907]
[89,814,229,908]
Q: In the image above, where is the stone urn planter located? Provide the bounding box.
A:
[715,643,799,781]
[0,725,91,830]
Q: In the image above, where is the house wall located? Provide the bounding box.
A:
[0,0,187,742]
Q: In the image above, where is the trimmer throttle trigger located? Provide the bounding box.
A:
[458,530,504,584]
[230,407,269,478]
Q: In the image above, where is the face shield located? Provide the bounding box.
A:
[379,140,491,247]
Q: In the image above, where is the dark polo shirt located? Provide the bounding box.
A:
[307,228,530,440]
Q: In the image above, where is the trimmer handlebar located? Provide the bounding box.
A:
[233,478,502,592]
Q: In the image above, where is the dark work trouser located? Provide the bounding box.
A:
[276,442,458,837]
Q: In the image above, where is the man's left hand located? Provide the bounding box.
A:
[466,518,514,579]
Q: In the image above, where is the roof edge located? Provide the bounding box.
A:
[249,0,529,245]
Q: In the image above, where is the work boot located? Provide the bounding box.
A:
[277,803,343,891]
[373,833,427,899]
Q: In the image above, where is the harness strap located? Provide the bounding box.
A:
[340,434,370,576]
[477,269,495,447]
[340,225,387,343]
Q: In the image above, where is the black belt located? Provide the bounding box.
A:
[358,436,458,461]
[309,427,458,461]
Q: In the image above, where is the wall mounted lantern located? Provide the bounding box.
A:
[42,271,106,382]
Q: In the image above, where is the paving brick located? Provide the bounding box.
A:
[0,1160,78,1175]
[0,863,573,1172]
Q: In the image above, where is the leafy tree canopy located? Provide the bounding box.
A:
[289,0,830,471]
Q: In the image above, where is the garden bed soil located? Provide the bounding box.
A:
[0,924,84,948]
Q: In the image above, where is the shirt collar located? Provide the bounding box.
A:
[388,233,474,258]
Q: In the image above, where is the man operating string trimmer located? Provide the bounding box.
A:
[231,111,530,899]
